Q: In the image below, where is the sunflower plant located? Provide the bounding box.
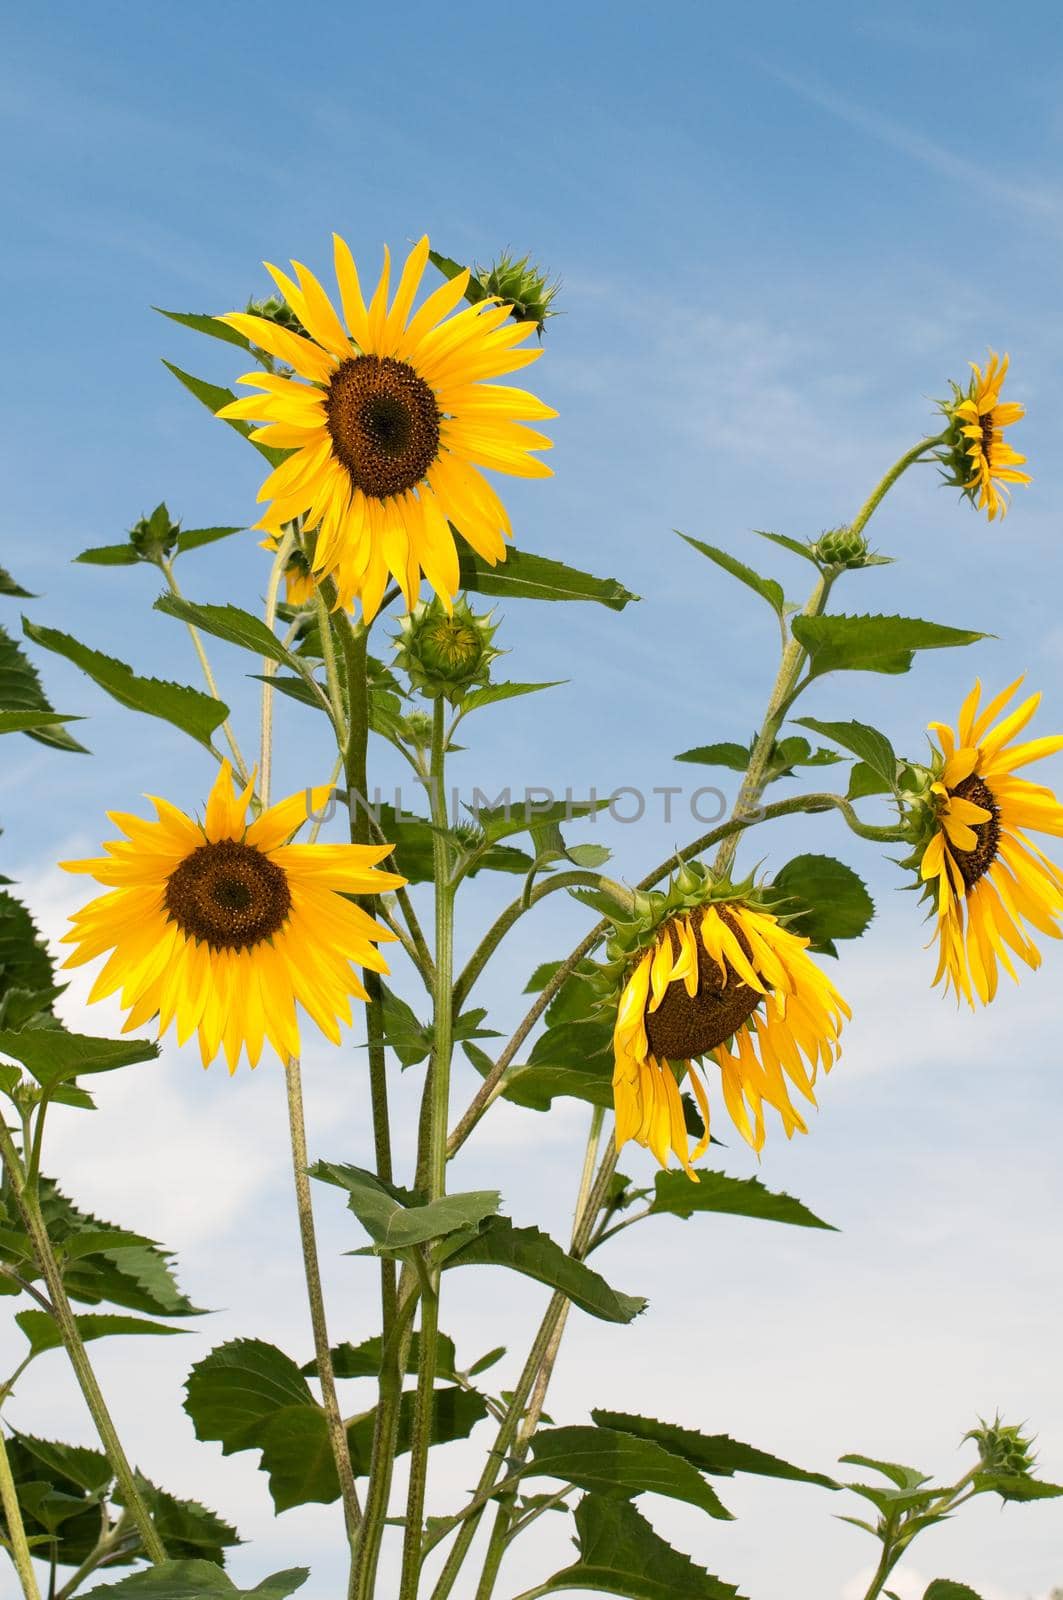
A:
[1,242,1060,1600]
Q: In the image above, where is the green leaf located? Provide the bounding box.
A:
[300,1331,459,1383]
[792,613,986,678]
[0,891,61,1029]
[678,535,785,615]
[162,361,288,467]
[345,1386,486,1477]
[309,1161,500,1248]
[531,1493,746,1599]
[439,1216,646,1323]
[754,529,820,566]
[0,1180,202,1318]
[923,1584,985,1600]
[971,1470,1063,1502]
[473,797,609,844]
[155,307,255,352]
[460,680,563,712]
[0,565,35,598]
[526,1425,733,1518]
[125,1475,241,1565]
[591,1412,837,1489]
[772,854,874,952]
[153,595,305,674]
[185,1340,314,1452]
[175,526,245,557]
[12,1433,112,1495]
[647,1169,835,1230]
[0,621,88,752]
[86,1561,308,1598]
[0,1028,158,1088]
[426,251,488,303]
[795,717,898,785]
[673,741,751,771]
[838,1454,930,1490]
[74,542,145,565]
[22,618,229,749]
[848,761,892,800]
[458,545,638,610]
[0,708,83,735]
[15,1309,186,1358]
[367,805,533,883]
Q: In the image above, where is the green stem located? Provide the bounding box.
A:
[0,1123,165,1565]
[259,531,295,808]
[848,433,948,541]
[0,1421,42,1600]
[54,1513,136,1600]
[283,1056,362,1552]
[399,699,455,1600]
[713,573,833,880]
[472,1110,605,1600]
[431,1146,618,1600]
[453,872,634,1012]
[331,602,405,1600]
[158,557,251,787]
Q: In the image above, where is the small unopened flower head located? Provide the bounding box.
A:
[814,526,870,568]
[475,252,561,334]
[964,1414,1037,1476]
[130,503,180,563]
[394,595,501,704]
[245,293,309,340]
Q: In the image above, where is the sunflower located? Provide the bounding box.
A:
[215,236,555,620]
[612,900,849,1177]
[60,763,405,1071]
[919,679,1063,1005]
[943,350,1031,521]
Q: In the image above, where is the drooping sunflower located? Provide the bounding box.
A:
[918,678,1063,1005]
[216,236,555,620]
[941,351,1031,521]
[60,763,405,1071]
[611,895,849,1178]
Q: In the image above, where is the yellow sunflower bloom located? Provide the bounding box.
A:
[919,679,1063,1005]
[216,236,555,620]
[60,763,405,1071]
[947,350,1031,521]
[612,902,849,1178]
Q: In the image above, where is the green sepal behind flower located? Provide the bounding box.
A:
[393,594,502,705]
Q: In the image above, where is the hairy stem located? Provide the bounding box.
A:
[158,556,251,786]
[399,699,455,1600]
[0,1124,165,1565]
[284,1056,362,1551]
[259,531,295,808]
[848,433,948,541]
[0,1421,42,1600]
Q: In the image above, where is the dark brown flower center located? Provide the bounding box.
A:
[980,411,997,461]
[949,773,1001,890]
[325,355,440,499]
[643,908,761,1062]
[164,839,292,951]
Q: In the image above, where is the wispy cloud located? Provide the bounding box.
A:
[761,62,1063,232]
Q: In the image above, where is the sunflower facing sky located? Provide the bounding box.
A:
[216,236,555,620]
[612,900,849,1178]
[918,679,1063,1006]
[942,351,1031,521]
[61,763,405,1071]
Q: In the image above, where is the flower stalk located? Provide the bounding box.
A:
[0,1420,42,1600]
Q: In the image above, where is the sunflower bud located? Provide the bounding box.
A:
[964,1414,1037,1476]
[813,526,871,569]
[130,503,180,563]
[394,595,501,705]
[245,293,309,339]
[475,252,560,334]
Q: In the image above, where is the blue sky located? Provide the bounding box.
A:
[3,3,1063,1597]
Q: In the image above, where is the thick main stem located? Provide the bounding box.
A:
[283,1056,362,1550]
[0,1421,42,1600]
[0,1125,166,1565]
[399,699,455,1600]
